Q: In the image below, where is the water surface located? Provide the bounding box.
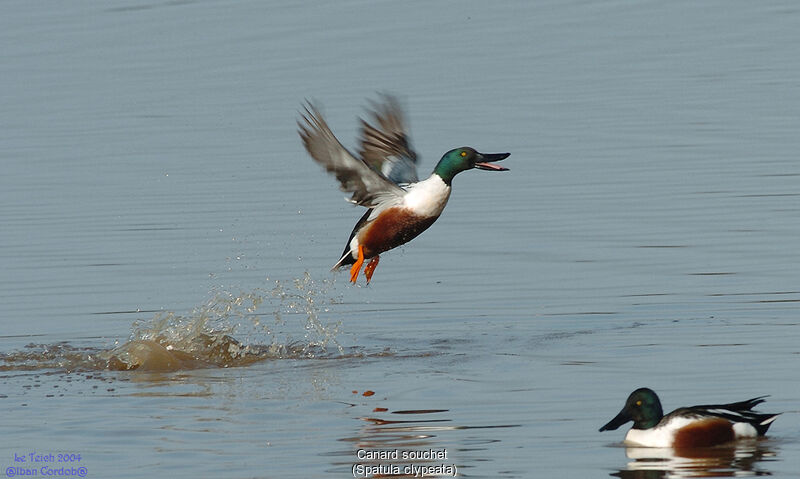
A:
[2,1,799,477]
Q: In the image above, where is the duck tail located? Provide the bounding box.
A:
[754,413,781,436]
[331,250,354,271]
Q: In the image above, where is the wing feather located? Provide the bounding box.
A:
[298,102,405,207]
[664,396,780,435]
[358,93,419,185]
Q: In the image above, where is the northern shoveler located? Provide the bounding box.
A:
[599,388,780,448]
[298,94,510,284]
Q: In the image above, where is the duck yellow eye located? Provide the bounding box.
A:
[636,400,642,406]
[460,151,467,157]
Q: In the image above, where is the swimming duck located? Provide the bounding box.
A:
[599,388,780,448]
[298,95,510,284]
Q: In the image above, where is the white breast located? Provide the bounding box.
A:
[624,417,695,447]
[625,427,674,448]
[402,174,451,218]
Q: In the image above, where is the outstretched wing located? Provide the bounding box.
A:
[298,102,405,208]
[358,93,419,186]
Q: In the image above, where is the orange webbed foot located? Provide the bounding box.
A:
[363,255,380,284]
[349,245,365,283]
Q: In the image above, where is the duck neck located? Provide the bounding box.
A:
[432,163,459,186]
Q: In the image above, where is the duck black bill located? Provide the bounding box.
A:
[475,152,510,171]
[599,408,632,432]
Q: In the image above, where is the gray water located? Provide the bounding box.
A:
[2,1,800,477]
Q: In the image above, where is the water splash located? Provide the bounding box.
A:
[1,273,347,373]
[104,272,345,370]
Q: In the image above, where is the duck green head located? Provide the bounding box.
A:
[433,147,509,185]
[599,388,665,431]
